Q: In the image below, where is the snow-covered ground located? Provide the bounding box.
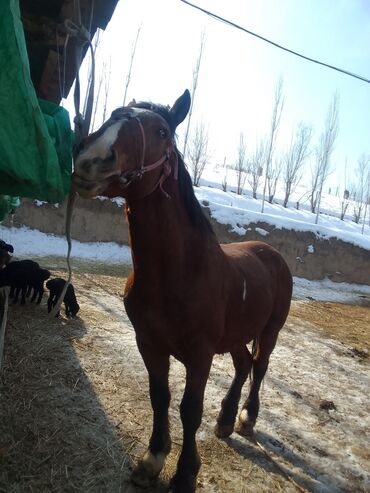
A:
[1,224,370,305]
[196,165,370,250]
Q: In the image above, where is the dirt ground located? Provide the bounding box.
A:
[0,258,369,493]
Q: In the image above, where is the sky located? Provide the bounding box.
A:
[64,0,370,191]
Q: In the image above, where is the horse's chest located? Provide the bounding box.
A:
[124,289,222,353]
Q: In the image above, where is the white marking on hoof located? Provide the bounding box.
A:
[142,450,166,475]
[131,451,166,487]
[239,408,248,423]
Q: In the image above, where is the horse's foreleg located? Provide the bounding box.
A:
[215,346,253,438]
[170,348,213,493]
[131,347,171,487]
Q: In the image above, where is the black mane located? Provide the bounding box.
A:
[133,101,215,236]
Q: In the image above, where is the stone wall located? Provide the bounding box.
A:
[2,198,369,285]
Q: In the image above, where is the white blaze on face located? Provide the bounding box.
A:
[77,121,123,163]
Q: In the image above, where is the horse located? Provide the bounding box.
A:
[72,90,293,493]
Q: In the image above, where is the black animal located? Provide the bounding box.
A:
[12,267,50,305]
[26,268,51,304]
[1,260,50,304]
[0,249,10,270]
[0,240,14,254]
[2,260,39,298]
[46,278,80,317]
[0,240,13,269]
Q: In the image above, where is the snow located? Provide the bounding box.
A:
[0,225,132,265]
[188,164,370,250]
[1,224,369,304]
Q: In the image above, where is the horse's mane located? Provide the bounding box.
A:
[133,101,215,236]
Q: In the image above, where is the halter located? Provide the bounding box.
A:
[118,116,178,199]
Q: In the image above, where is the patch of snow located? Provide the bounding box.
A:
[95,196,124,207]
[0,225,132,265]
[293,276,370,303]
[307,244,315,253]
[111,197,125,207]
[255,227,269,236]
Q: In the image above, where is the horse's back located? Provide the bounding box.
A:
[222,240,291,283]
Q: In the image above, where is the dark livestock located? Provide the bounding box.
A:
[46,278,80,317]
[0,260,50,304]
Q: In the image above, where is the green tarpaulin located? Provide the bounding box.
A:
[0,0,73,221]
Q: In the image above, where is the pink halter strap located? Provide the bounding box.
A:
[118,116,177,199]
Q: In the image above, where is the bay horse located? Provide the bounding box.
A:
[72,90,292,492]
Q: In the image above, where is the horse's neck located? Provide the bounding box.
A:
[126,188,218,278]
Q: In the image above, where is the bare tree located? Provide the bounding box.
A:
[91,56,111,131]
[261,78,284,212]
[352,154,370,224]
[91,65,104,131]
[235,133,247,195]
[221,157,228,192]
[187,120,210,186]
[267,156,283,203]
[101,57,111,123]
[282,123,312,207]
[310,94,339,223]
[123,25,142,106]
[340,188,350,220]
[247,139,265,199]
[339,158,350,220]
[183,31,205,156]
[84,29,102,130]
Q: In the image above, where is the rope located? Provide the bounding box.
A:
[50,3,95,317]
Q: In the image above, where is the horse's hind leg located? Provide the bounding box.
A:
[235,323,281,437]
[131,347,171,488]
[215,346,253,438]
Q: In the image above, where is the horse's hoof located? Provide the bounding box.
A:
[131,451,166,488]
[214,422,234,439]
[234,417,255,440]
[131,463,158,488]
[169,474,196,493]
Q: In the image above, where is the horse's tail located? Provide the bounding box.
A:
[250,336,264,384]
[251,336,259,360]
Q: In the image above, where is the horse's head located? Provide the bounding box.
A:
[73,90,191,199]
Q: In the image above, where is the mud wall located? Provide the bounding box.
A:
[2,198,370,285]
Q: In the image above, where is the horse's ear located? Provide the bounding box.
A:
[170,90,191,129]
[127,99,136,107]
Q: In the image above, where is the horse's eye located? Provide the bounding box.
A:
[158,128,167,139]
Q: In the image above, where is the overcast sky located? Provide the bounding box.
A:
[64,0,370,190]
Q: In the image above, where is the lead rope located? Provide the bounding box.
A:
[50,1,95,317]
